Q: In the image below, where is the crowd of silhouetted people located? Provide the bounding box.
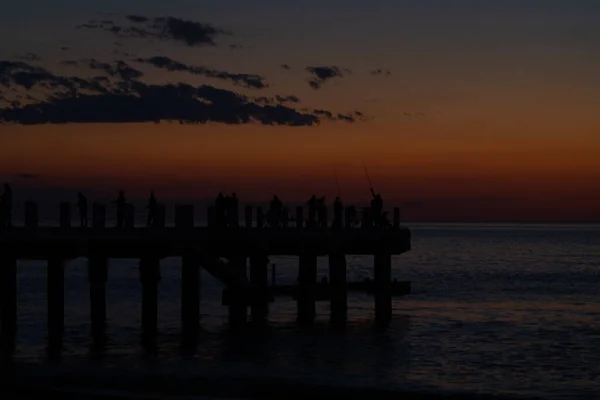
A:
[0,185,392,229]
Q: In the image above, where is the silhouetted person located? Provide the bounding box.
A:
[346,205,357,227]
[77,192,88,228]
[317,196,327,228]
[229,192,239,227]
[332,196,343,229]
[147,191,157,227]
[269,195,282,227]
[307,195,317,228]
[216,192,227,228]
[114,190,126,228]
[370,188,383,227]
[0,183,13,228]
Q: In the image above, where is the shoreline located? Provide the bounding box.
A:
[1,369,545,400]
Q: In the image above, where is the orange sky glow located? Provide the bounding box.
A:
[1,2,599,221]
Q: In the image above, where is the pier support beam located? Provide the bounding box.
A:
[125,204,135,228]
[328,252,347,326]
[0,252,17,358]
[60,202,71,228]
[374,251,392,326]
[250,254,269,322]
[88,255,108,342]
[93,204,106,229]
[25,201,38,228]
[228,256,247,331]
[297,253,317,326]
[181,250,200,338]
[139,257,161,342]
[47,258,65,355]
[245,206,253,228]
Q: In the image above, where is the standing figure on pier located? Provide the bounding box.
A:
[215,192,227,228]
[307,195,317,228]
[347,205,357,227]
[114,190,126,228]
[317,196,327,229]
[370,188,383,227]
[0,183,13,228]
[332,196,343,229]
[229,192,239,227]
[269,195,283,227]
[77,192,88,228]
[146,191,157,227]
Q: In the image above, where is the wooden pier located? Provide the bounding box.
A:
[0,201,411,357]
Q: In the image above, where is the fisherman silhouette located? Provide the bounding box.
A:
[114,190,126,228]
[332,196,343,229]
[147,191,157,227]
[215,192,227,228]
[0,183,13,228]
[317,196,327,229]
[229,192,239,227]
[346,205,357,228]
[370,188,383,227]
[307,195,317,228]
[77,192,88,228]
[269,195,283,227]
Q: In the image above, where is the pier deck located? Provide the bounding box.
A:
[0,226,411,259]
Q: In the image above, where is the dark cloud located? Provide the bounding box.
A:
[0,61,357,126]
[78,15,229,47]
[280,64,291,70]
[125,15,149,23]
[0,61,110,96]
[370,69,391,76]
[313,109,369,123]
[305,66,349,89]
[15,173,40,180]
[135,56,267,89]
[65,59,143,81]
[255,95,300,105]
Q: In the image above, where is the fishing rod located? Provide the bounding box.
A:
[362,159,375,195]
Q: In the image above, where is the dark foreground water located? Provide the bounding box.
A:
[5,223,600,399]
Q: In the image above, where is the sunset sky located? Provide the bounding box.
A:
[1,0,599,221]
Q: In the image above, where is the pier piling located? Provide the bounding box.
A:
[228,256,248,330]
[88,255,108,341]
[374,250,392,326]
[140,256,161,342]
[0,251,17,357]
[250,254,269,322]
[47,258,64,354]
[181,249,200,339]
[297,253,317,325]
[329,252,347,326]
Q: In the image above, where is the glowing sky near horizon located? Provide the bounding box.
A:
[1,0,599,221]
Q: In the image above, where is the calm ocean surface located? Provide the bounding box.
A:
[7,221,600,399]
